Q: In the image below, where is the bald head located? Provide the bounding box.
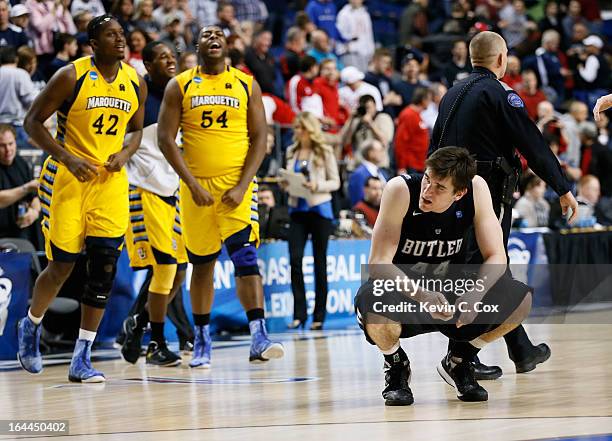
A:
[469,31,508,78]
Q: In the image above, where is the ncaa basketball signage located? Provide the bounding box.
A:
[180,240,370,333]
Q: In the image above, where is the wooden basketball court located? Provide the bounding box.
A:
[1,321,612,441]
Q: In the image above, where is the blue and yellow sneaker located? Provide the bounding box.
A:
[249,319,284,363]
[68,339,105,383]
[189,325,211,369]
[17,317,43,374]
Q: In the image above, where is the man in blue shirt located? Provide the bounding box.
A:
[0,1,30,49]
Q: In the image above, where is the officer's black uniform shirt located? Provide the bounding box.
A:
[430,66,571,197]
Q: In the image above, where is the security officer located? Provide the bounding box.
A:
[429,31,578,379]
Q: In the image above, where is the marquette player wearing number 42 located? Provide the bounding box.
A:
[17,15,147,382]
[158,25,284,367]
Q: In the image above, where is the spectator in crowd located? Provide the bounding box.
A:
[160,15,188,57]
[231,0,266,27]
[539,0,563,36]
[178,50,197,72]
[76,32,93,57]
[257,183,290,240]
[47,33,78,80]
[522,29,567,105]
[560,100,589,169]
[307,29,343,70]
[443,39,471,87]
[153,0,185,30]
[17,46,45,93]
[399,0,428,44]
[73,10,93,34]
[0,46,37,148]
[348,139,388,206]
[112,0,137,34]
[518,70,547,121]
[305,0,341,44]
[421,82,446,131]
[295,10,316,41]
[244,30,276,95]
[335,0,374,73]
[286,55,323,118]
[134,0,161,40]
[0,0,30,49]
[594,112,609,147]
[514,174,550,227]
[339,94,394,161]
[9,4,33,44]
[313,58,348,131]
[188,0,217,35]
[562,0,586,42]
[279,27,306,82]
[364,48,402,112]
[70,0,105,16]
[352,175,382,228]
[394,87,431,174]
[574,35,610,107]
[282,112,340,331]
[392,53,428,111]
[551,174,603,228]
[339,65,383,112]
[217,1,249,43]
[501,54,522,90]
[498,0,535,50]
[26,0,76,69]
[126,29,151,76]
[0,124,41,245]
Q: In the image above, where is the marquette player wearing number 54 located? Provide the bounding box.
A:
[17,15,147,382]
[158,25,283,367]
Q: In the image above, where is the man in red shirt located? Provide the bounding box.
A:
[519,70,547,121]
[352,176,382,227]
[286,55,323,118]
[394,87,431,173]
[313,58,348,131]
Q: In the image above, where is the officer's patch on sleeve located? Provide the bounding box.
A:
[507,93,524,108]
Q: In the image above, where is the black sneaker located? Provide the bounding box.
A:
[437,353,488,402]
[515,343,551,373]
[120,315,144,364]
[382,359,414,406]
[472,356,503,380]
[146,342,182,367]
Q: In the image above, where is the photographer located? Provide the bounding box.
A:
[338,94,394,163]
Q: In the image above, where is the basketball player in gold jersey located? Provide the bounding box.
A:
[17,15,147,382]
[158,25,284,367]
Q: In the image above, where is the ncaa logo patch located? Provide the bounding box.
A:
[194,76,202,84]
[89,71,98,81]
[507,93,524,108]
[456,210,463,219]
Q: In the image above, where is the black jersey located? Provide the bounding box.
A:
[392,174,475,266]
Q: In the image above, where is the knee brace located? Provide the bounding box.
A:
[82,247,121,309]
[150,263,177,295]
[225,227,260,277]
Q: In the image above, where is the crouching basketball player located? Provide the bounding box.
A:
[355,147,532,404]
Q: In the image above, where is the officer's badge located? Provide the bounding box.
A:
[507,93,524,108]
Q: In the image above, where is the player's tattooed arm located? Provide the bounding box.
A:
[106,75,148,172]
[158,78,213,206]
[24,65,98,182]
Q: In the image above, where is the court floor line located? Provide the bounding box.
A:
[9,415,612,440]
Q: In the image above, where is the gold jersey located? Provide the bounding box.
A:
[56,56,140,166]
[175,65,253,178]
